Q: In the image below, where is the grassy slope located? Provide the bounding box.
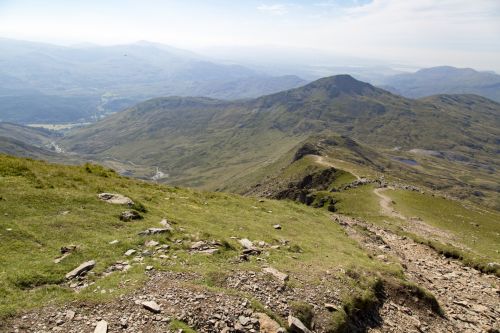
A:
[0,154,400,319]
[384,190,500,264]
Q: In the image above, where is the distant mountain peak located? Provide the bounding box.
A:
[304,74,376,95]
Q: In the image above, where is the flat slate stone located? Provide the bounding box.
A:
[142,300,161,313]
[65,260,96,280]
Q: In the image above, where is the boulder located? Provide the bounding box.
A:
[98,193,134,206]
[94,320,108,333]
[256,313,282,333]
[273,224,282,230]
[288,315,312,333]
[263,267,289,284]
[65,260,96,279]
[142,300,161,313]
[120,210,142,222]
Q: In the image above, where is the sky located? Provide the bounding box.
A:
[0,0,500,71]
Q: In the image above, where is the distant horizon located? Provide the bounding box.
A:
[1,0,499,72]
[1,36,498,76]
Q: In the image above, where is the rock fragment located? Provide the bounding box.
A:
[94,320,108,333]
[124,249,136,256]
[120,210,142,222]
[142,300,161,313]
[65,260,96,279]
[98,193,134,205]
[159,219,174,231]
[145,240,160,247]
[138,228,170,236]
[256,313,283,333]
[288,315,311,333]
[239,238,256,250]
[263,267,289,284]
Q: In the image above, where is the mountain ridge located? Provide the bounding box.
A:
[59,75,500,207]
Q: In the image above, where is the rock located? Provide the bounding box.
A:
[146,265,154,271]
[263,267,289,284]
[324,303,338,312]
[234,322,245,332]
[65,260,96,279]
[472,304,488,313]
[239,315,250,326]
[60,245,77,254]
[190,241,206,250]
[273,224,282,230]
[65,310,76,321]
[145,240,160,247]
[120,318,128,328]
[256,313,282,333]
[124,249,136,256]
[288,315,311,333]
[109,240,119,245]
[138,228,170,236]
[120,210,142,222]
[142,300,161,313]
[98,193,134,205]
[159,219,174,231]
[239,238,255,250]
[94,320,108,333]
[198,248,219,255]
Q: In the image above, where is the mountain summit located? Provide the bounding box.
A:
[304,74,377,95]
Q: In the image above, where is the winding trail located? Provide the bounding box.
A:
[373,187,406,220]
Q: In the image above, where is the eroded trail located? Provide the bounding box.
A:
[373,187,406,220]
[334,214,500,333]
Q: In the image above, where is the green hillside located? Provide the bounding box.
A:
[0,154,407,331]
[61,75,500,207]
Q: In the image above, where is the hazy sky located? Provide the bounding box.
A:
[1,0,499,70]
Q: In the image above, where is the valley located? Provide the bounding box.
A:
[0,73,499,333]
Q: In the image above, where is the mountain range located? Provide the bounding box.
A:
[57,75,499,207]
[380,66,500,102]
[0,38,306,124]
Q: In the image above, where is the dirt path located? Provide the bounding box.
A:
[373,187,406,220]
[373,187,463,247]
[313,155,361,180]
[333,214,500,333]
